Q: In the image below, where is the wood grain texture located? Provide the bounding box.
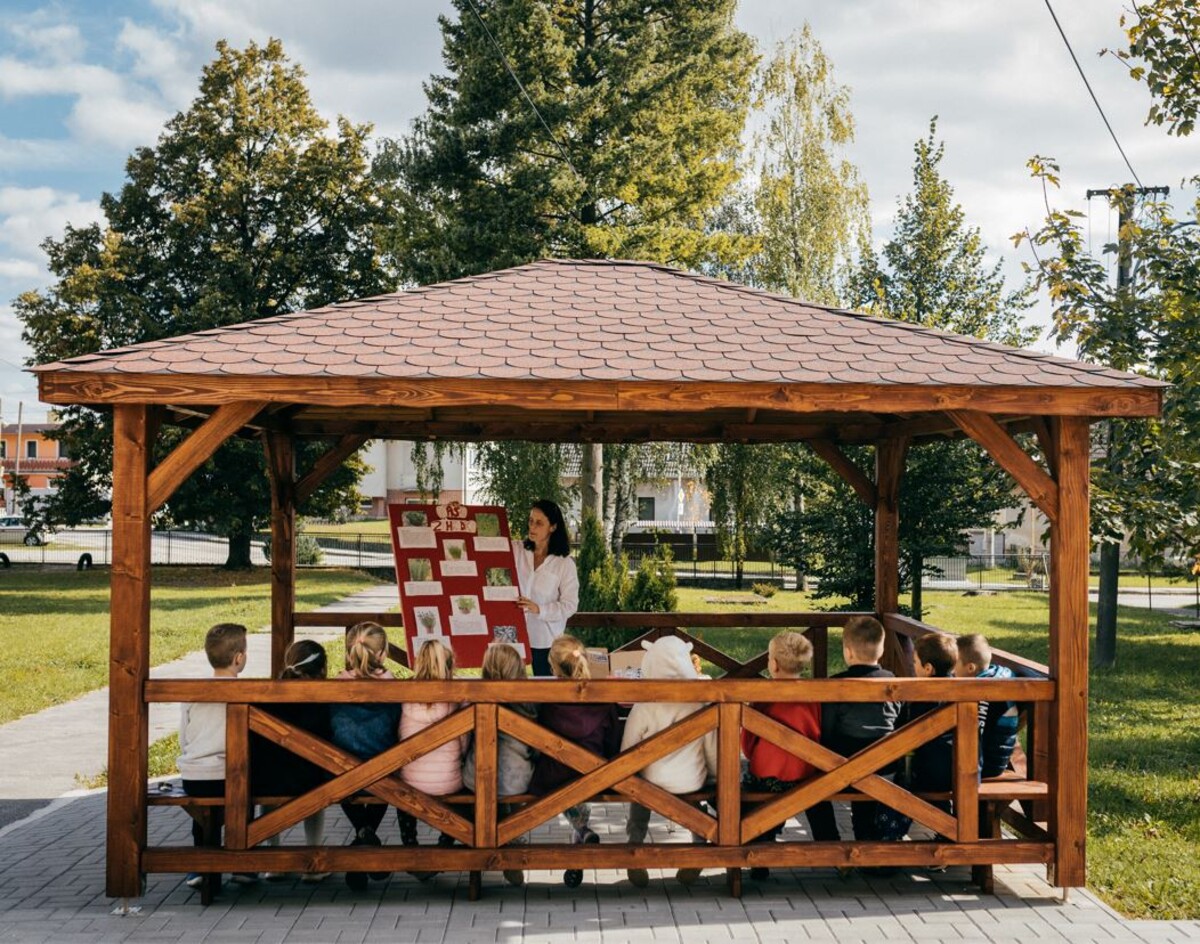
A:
[881,614,1050,677]
[146,401,265,513]
[106,404,151,899]
[37,370,1163,419]
[949,410,1060,523]
[717,703,742,846]
[474,704,498,849]
[145,677,1055,705]
[955,701,980,842]
[264,431,296,677]
[224,704,251,850]
[809,439,876,506]
[1048,416,1090,888]
[874,437,908,618]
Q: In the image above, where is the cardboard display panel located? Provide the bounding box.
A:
[388,501,530,668]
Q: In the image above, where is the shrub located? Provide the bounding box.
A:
[751,582,777,598]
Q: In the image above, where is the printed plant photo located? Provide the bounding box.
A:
[451,594,479,615]
[475,513,501,537]
[443,539,468,561]
[403,510,429,527]
[492,625,518,644]
[407,558,433,581]
[413,606,443,635]
[485,567,513,587]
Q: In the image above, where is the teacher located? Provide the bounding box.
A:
[512,499,579,677]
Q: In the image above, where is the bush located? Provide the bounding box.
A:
[262,522,324,565]
[751,582,777,598]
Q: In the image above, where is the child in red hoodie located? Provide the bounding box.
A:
[741,630,821,879]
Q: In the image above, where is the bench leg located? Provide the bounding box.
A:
[972,802,999,894]
[468,870,482,901]
[726,867,742,899]
[183,808,222,905]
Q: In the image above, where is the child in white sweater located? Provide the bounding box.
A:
[620,635,717,888]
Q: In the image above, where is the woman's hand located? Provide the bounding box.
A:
[516,595,541,615]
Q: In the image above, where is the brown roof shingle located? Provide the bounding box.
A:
[33,259,1162,390]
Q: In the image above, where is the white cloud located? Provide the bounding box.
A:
[0,185,103,272]
[6,16,86,64]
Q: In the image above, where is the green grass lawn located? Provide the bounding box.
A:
[0,566,378,725]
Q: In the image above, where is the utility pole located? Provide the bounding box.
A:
[1085,184,1169,669]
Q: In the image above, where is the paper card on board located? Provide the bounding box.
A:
[403,580,443,596]
[397,527,437,549]
[440,560,478,578]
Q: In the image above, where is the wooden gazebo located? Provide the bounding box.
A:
[33,259,1162,901]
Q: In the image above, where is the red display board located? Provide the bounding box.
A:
[387,501,529,668]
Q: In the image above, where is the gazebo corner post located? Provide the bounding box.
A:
[106,404,153,899]
[264,430,296,677]
[1048,416,1090,889]
[874,437,909,676]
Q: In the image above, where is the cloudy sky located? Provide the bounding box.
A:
[0,0,1194,422]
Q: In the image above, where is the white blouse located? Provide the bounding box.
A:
[510,540,579,649]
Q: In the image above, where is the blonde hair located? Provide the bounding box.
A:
[205,623,247,669]
[345,621,388,677]
[956,633,992,672]
[481,643,525,681]
[769,631,813,675]
[548,634,589,680]
[916,634,958,676]
[280,639,327,680]
[412,638,455,682]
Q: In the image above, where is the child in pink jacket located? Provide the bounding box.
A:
[397,639,466,862]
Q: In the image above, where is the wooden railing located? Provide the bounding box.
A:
[143,611,1055,900]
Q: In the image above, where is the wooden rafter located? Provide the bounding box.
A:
[146,401,266,513]
[948,410,1059,524]
[294,434,369,506]
[809,440,876,506]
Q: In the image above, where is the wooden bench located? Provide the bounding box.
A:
[148,771,1048,902]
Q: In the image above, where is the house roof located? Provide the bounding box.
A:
[33,259,1162,444]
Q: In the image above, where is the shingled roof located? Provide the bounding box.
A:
[34,259,1160,390]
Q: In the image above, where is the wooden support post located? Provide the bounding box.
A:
[225,704,251,850]
[106,405,152,899]
[264,431,296,676]
[1048,417,1090,888]
[875,438,909,676]
[718,703,743,897]
[955,702,979,843]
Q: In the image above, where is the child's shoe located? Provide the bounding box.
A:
[563,826,599,888]
[230,872,259,885]
[357,826,389,881]
[300,872,330,883]
[503,869,525,887]
[675,868,701,886]
[184,873,204,889]
[749,867,770,881]
[627,867,649,888]
[398,811,419,846]
[345,827,372,890]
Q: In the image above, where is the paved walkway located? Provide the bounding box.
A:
[2,585,1199,943]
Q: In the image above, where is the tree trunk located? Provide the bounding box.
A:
[1095,540,1119,667]
[581,443,603,538]
[910,550,923,621]
[225,526,254,569]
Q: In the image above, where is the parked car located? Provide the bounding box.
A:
[0,515,53,546]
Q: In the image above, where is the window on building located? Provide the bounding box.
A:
[0,441,6,458]
[637,497,656,521]
[26,441,37,459]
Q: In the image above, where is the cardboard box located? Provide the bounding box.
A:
[609,649,645,679]
[585,647,610,679]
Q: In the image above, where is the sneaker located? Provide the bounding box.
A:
[749,867,770,881]
[504,869,525,887]
[398,812,419,846]
[346,828,370,890]
[836,865,854,880]
[230,872,259,885]
[184,873,204,889]
[437,833,457,848]
[627,867,649,888]
[563,868,583,888]
[300,872,330,883]
[574,827,600,846]
[676,868,701,886]
[262,871,289,882]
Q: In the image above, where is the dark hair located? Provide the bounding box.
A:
[205,623,248,669]
[523,499,571,557]
[280,639,328,680]
[915,634,957,677]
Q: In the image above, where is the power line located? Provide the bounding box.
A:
[1041,0,1143,188]
[462,0,590,197]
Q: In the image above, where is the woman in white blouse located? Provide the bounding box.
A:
[512,500,579,677]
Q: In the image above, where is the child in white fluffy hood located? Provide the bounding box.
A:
[620,635,717,887]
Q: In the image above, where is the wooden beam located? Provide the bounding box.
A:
[809,440,876,506]
[264,431,296,676]
[294,435,369,506]
[146,401,266,513]
[106,404,152,898]
[874,437,908,616]
[948,410,1060,524]
[1048,416,1090,888]
[37,371,1165,419]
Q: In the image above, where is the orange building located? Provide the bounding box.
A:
[1,421,74,503]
